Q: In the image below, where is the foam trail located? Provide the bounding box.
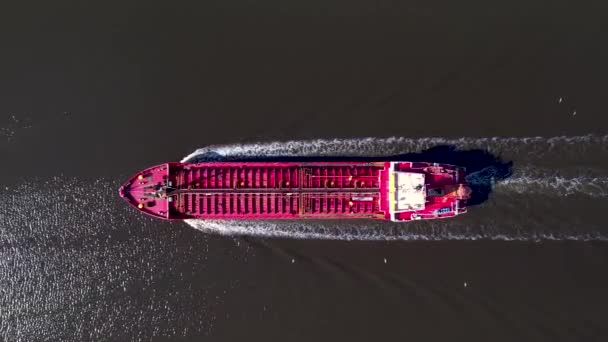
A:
[185,219,476,241]
[467,167,608,198]
[496,175,608,197]
[182,135,608,241]
[182,134,608,162]
[185,219,608,241]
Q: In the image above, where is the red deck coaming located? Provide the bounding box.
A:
[168,162,388,220]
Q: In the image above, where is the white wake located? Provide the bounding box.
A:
[181,134,608,241]
[181,134,608,162]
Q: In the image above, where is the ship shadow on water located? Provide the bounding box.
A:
[396,145,513,206]
[189,145,513,207]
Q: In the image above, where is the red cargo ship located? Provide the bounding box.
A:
[119,162,472,222]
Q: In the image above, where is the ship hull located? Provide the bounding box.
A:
[119,162,471,222]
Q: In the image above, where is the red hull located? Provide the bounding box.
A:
[119,162,471,222]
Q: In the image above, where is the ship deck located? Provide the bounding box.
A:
[119,161,469,221]
[167,162,388,219]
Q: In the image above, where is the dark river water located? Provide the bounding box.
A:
[1,1,608,341]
